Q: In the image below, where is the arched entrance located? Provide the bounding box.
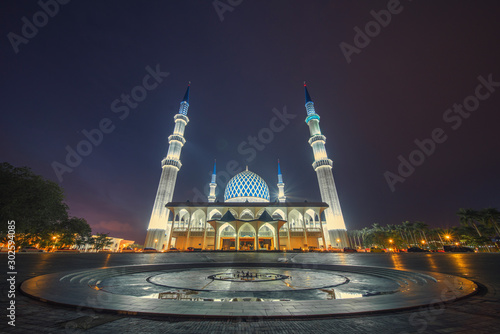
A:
[238,223,256,251]
[258,223,276,250]
[218,223,236,250]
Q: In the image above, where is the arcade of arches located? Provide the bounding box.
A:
[160,203,330,251]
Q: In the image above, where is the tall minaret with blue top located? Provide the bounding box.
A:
[277,160,286,202]
[145,83,191,250]
[304,83,348,248]
[208,160,217,202]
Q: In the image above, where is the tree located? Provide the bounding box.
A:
[402,221,417,245]
[457,208,482,237]
[1,163,68,235]
[414,221,429,245]
[92,233,113,251]
[0,162,90,248]
[479,208,500,236]
[56,217,92,247]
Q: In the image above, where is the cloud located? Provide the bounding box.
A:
[91,220,135,234]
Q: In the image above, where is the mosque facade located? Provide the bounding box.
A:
[144,84,349,251]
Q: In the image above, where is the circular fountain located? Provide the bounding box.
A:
[20,262,477,318]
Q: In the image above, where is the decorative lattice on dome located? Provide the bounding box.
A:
[224,170,270,202]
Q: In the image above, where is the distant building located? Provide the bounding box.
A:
[145,83,348,251]
[82,236,135,252]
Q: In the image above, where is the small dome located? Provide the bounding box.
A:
[224,170,270,202]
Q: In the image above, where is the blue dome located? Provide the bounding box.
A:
[224,170,270,202]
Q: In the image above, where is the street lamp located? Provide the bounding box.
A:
[336,238,340,247]
[154,239,158,250]
[52,236,58,251]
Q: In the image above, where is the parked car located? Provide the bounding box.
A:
[20,246,45,252]
[370,247,386,253]
[186,247,195,251]
[343,247,357,253]
[55,248,80,253]
[407,247,430,253]
[168,247,179,252]
[443,245,474,252]
[121,247,135,253]
[142,247,158,253]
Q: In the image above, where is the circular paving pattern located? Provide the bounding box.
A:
[206,270,290,283]
[20,262,477,318]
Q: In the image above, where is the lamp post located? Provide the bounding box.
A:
[336,238,340,248]
[389,239,393,251]
[154,239,158,250]
[52,236,58,252]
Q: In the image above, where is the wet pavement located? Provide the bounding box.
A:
[1,252,499,333]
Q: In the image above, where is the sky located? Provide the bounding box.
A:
[1,1,500,242]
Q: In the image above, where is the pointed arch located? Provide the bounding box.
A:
[272,209,286,220]
[208,209,222,220]
[240,209,254,220]
[259,222,276,236]
[219,223,236,237]
[238,222,256,237]
[288,209,304,229]
[191,209,206,229]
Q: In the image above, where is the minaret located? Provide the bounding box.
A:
[277,160,286,202]
[303,82,348,249]
[144,83,191,250]
[208,160,217,202]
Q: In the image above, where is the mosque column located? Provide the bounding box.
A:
[214,224,219,250]
[276,223,281,251]
[235,224,239,251]
[202,220,207,249]
[254,224,259,251]
[303,218,308,249]
[185,215,192,249]
[287,223,291,250]
[166,210,176,250]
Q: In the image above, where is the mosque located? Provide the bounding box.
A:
[144,83,349,251]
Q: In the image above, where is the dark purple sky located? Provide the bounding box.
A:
[1,1,499,242]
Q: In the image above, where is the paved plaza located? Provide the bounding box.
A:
[1,252,499,333]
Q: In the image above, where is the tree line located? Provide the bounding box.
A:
[348,208,500,251]
[0,162,112,251]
